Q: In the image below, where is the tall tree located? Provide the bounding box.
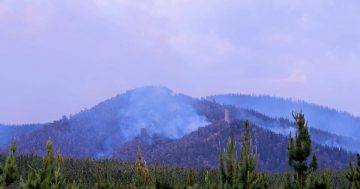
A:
[219,127,236,188]
[186,168,194,187]
[307,171,333,189]
[133,147,151,189]
[347,154,360,189]
[219,121,268,189]
[0,164,2,180]
[154,166,174,189]
[21,139,65,189]
[238,121,268,189]
[287,112,317,188]
[205,171,217,189]
[0,141,18,189]
[95,169,113,189]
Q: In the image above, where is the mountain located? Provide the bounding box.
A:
[207,94,360,140]
[0,124,42,146]
[230,106,360,152]
[114,120,353,171]
[0,86,358,171]
[3,86,208,158]
[193,99,360,153]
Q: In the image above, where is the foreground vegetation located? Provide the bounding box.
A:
[0,112,359,188]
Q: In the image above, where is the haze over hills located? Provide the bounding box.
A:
[207,94,360,140]
[3,86,208,158]
[0,124,42,146]
[0,86,359,171]
[114,120,353,171]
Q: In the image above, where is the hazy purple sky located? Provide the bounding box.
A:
[1,0,360,124]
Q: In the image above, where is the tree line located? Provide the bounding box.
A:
[0,112,359,188]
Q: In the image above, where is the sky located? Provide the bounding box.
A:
[1,0,360,124]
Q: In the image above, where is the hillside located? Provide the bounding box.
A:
[3,86,208,158]
[114,120,354,171]
[0,124,42,146]
[207,94,360,140]
[0,86,358,171]
[194,100,360,152]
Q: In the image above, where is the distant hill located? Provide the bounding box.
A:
[238,108,360,152]
[114,120,354,171]
[207,94,360,140]
[194,99,360,153]
[3,86,208,158]
[0,86,358,171]
[0,124,42,146]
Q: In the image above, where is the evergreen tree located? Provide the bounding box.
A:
[21,169,39,189]
[346,154,360,189]
[21,139,65,189]
[339,178,348,189]
[186,168,194,187]
[309,155,318,172]
[287,112,317,188]
[0,164,2,180]
[204,171,217,189]
[285,173,299,189]
[186,168,199,189]
[219,127,236,189]
[68,180,80,189]
[307,172,333,189]
[219,121,268,189]
[238,121,268,189]
[95,169,113,189]
[154,166,174,189]
[0,141,18,188]
[134,147,151,189]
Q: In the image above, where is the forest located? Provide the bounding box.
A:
[0,112,359,189]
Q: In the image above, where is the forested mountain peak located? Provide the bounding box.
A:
[0,86,359,171]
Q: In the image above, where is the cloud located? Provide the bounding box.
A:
[168,31,239,66]
[1,0,360,123]
[0,0,53,34]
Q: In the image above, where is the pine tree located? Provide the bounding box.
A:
[238,121,257,189]
[219,121,268,189]
[285,173,299,189]
[205,171,217,189]
[134,147,151,189]
[95,169,113,189]
[307,172,333,189]
[238,121,268,189]
[346,154,360,189]
[154,166,173,189]
[340,178,348,189]
[287,112,317,188]
[186,168,199,189]
[21,139,65,189]
[219,127,236,189]
[0,164,2,180]
[68,180,79,189]
[21,169,39,189]
[0,141,18,188]
[186,168,194,187]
